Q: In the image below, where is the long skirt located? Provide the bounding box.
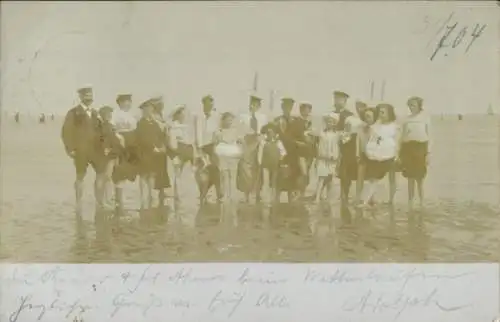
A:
[112,131,139,184]
[154,153,171,190]
[236,135,262,194]
[277,154,300,192]
[400,141,428,179]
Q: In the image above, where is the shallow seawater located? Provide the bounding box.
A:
[0,116,499,262]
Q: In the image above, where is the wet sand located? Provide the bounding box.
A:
[0,116,499,262]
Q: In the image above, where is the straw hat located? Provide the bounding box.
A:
[169,104,186,120]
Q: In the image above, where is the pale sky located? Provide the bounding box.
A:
[1,1,498,115]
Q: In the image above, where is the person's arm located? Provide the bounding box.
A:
[356,130,362,159]
[194,114,201,148]
[277,139,287,159]
[169,126,179,151]
[61,109,76,156]
[394,123,402,159]
[212,129,221,145]
[425,117,431,155]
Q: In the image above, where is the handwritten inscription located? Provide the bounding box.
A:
[427,12,487,61]
[1,264,496,322]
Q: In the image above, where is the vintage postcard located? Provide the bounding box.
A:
[1,1,498,321]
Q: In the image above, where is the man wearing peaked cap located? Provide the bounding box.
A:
[194,93,221,201]
[61,85,103,214]
[295,101,315,197]
[250,94,263,103]
[281,97,295,104]
[77,85,93,95]
[332,89,353,130]
[333,90,349,99]
[202,94,214,103]
[116,94,132,104]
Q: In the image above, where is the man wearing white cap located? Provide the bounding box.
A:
[61,85,101,214]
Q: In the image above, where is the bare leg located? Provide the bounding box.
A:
[139,175,150,210]
[388,168,397,204]
[74,178,84,214]
[325,175,334,203]
[360,179,379,207]
[213,166,223,201]
[298,157,308,198]
[94,174,104,209]
[219,169,227,202]
[228,169,235,201]
[355,164,365,204]
[147,175,155,208]
[416,178,424,208]
[101,160,116,210]
[314,177,325,203]
[255,165,262,202]
[408,178,415,210]
[114,185,124,213]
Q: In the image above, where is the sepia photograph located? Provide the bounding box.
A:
[1,1,498,264]
[1,1,499,321]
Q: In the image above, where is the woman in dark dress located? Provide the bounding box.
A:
[136,98,170,210]
[151,97,171,205]
[337,116,363,202]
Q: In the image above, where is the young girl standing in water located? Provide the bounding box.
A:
[313,113,340,203]
[355,107,377,204]
[359,103,400,208]
[400,96,430,209]
[213,112,242,202]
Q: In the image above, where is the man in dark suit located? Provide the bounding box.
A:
[61,86,103,213]
[332,90,355,201]
[333,90,353,131]
[293,102,315,198]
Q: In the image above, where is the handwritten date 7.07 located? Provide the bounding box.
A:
[429,12,487,61]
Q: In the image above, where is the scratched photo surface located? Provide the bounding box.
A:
[1,2,499,263]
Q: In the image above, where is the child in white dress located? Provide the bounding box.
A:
[313,113,340,202]
[213,112,242,201]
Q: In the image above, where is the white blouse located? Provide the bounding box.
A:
[194,113,219,147]
[239,112,268,135]
[401,112,431,152]
[112,108,137,132]
[365,122,400,161]
[317,131,340,160]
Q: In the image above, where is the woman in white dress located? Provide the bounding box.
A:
[313,113,340,202]
[359,103,401,208]
[399,96,430,209]
[213,112,242,201]
[111,94,139,212]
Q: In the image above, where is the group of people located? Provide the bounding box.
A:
[61,86,431,215]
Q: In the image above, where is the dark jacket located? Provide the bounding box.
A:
[61,105,101,155]
[335,108,354,131]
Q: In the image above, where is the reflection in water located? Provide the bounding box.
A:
[64,200,436,262]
